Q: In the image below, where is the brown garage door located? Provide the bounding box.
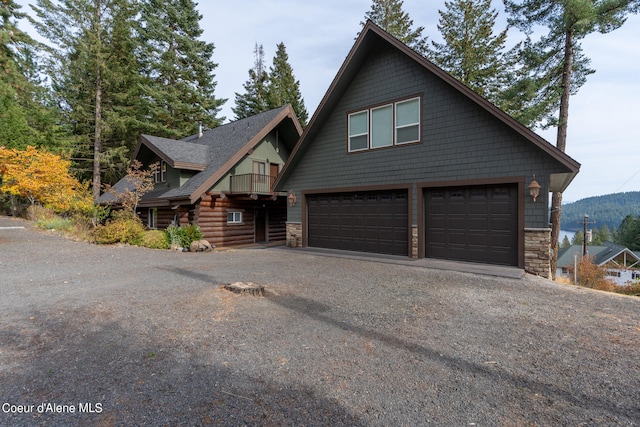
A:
[307,190,408,256]
[425,184,518,266]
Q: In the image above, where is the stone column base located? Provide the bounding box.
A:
[525,228,551,278]
[411,225,418,258]
[286,222,302,248]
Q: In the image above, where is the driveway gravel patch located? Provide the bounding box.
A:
[1,216,639,426]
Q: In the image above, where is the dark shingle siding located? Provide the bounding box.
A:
[283,44,564,227]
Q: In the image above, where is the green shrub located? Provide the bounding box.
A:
[36,216,74,231]
[93,214,145,245]
[139,230,170,249]
[165,224,203,249]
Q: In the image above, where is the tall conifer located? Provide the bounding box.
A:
[361,0,429,56]
[505,0,639,277]
[31,0,141,198]
[266,42,308,127]
[430,0,516,113]
[138,0,225,138]
[233,43,269,120]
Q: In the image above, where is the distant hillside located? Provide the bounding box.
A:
[561,191,640,232]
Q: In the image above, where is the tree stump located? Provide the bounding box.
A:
[223,282,265,296]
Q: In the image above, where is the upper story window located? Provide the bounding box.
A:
[154,160,167,183]
[348,96,421,152]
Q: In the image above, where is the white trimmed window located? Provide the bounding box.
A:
[348,96,421,152]
[154,160,167,183]
[395,97,420,144]
[371,104,393,148]
[227,211,242,224]
[348,110,369,151]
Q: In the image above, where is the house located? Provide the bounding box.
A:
[274,21,580,278]
[557,241,640,286]
[99,105,303,247]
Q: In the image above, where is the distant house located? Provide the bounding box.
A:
[274,21,581,278]
[557,241,640,286]
[99,105,302,247]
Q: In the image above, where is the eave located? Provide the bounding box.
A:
[275,20,580,192]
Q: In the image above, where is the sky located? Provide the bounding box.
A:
[15,0,640,203]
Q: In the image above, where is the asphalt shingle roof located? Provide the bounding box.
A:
[98,105,292,205]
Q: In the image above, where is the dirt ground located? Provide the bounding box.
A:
[1,216,639,426]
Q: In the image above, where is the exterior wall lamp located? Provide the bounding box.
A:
[288,190,297,207]
[528,175,541,202]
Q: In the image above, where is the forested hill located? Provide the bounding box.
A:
[561,192,640,232]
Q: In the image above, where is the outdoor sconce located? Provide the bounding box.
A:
[528,175,541,202]
[288,190,297,207]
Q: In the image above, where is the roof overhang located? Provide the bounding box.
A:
[133,135,208,171]
[275,20,580,191]
[549,172,578,193]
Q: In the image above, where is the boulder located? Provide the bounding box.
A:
[189,239,213,252]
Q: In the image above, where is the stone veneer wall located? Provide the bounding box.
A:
[411,226,418,258]
[286,222,302,248]
[524,228,552,278]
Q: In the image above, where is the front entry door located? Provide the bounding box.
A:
[255,208,266,242]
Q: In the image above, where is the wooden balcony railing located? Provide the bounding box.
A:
[229,173,276,194]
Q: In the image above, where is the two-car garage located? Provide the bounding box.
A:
[306,183,520,266]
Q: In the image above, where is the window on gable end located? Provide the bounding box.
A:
[370,104,393,148]
[348,111,369,152]
[395,97,420,144]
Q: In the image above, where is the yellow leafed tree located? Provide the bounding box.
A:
[0,146,90,213]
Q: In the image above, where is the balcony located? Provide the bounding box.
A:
[230,173,276,195]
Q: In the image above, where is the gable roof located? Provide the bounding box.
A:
[99,104,302,205]
[275,20,580,192]
[135,135,209,171]
[557,241,640,268]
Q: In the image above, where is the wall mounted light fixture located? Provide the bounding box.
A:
[288,190,297,207]
[528,175,541,202]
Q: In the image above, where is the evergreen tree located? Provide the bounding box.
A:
[31,0,142,200]
[361,0,429,56]
[593,224,611,245]
[430,0,516,112]
[560,235,571,249]
[0,1,63,151]
[505,0,639,278]
[571,230,584,246]
[616,214,640,250]
[138,0,226,138]
[233,43,269,120]
[266,42,308,127]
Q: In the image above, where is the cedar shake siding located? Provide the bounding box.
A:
[276,22,580,277]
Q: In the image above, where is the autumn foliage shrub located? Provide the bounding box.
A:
[139,230,171,249]
[565,255,616,292]
[0,146,90,214]
[93,211,145,245]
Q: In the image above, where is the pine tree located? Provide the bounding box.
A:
[361,0,429,56]
[505,0,640,278]
[430,0,516,112]
[0,1,63,151]
[31,0,142,200]
[138,0,226,138]
[233,43,269,120]
[266,42,308,127]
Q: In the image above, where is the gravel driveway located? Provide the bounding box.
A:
[1,216,639,426]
